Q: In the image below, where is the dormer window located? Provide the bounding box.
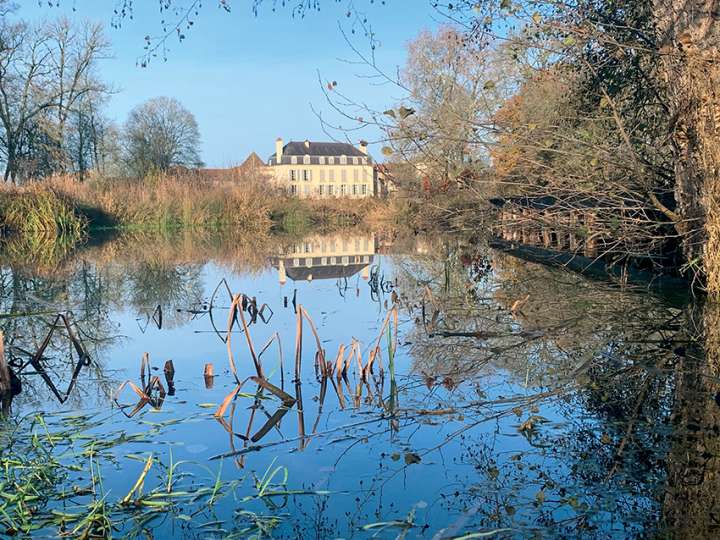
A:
[319,156,325,165]
[291,156,298,165]
[340,155,347,165]
[328,156,335,165]
[303,155,310,165]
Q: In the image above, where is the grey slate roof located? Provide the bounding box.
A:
[284,141,365,157]
[267,141,372,165]
[285,263,370,281]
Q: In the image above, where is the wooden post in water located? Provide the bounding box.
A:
[569,210,579,251]
[0,331,8,396]
[542,225,552,248]
[0,331,15,415]
[585,212,598,257]
[204,363,214,389]
[164,360,176,396]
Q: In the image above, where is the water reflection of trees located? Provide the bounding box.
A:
[0,264,119,409]
[0,232,252,408]
[392,236,720,537]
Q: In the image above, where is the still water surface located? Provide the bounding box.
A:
[0,229,714,538]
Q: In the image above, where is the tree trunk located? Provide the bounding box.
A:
[663,302,720,535]
[654,0,720,294]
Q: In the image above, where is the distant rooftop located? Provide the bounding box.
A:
[284,141,365,157]
[239,151,265,171]
[268,140,372,165]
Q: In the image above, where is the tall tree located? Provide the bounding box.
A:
[652,0,720,291]
[0,12,109,182]
[122,96,202,177]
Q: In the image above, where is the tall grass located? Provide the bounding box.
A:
[270,196,388,234]
[0,173,395,267]
[48,172,275,234]
[0,183,87,238]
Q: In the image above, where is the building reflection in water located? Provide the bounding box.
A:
[270,233,376,284]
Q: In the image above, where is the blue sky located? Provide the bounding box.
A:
[20,1,443,167]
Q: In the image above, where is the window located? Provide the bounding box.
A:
[340,155,347,165]
[352,185,357,195]
[291,156,297,165]
[290,184,298,195]
[303,185,310,196]
[353,169,359,182]
[319,185,325,196]
[361,184,368,195]
[302,169,311,182]
[361,157,367,165]
[329,169,335,182]
[363,169,369,180]
[319,156,325,165]
[290,169,297,181]
[328,156,335,165]
[341,169,347,182]
[303,155,310,165]
[328,185,334,196]
[340,184,347,196]
[319,169,326,182]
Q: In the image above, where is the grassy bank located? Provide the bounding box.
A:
[0,175,396,259]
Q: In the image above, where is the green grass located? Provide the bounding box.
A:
[0,187,87,239]
[0,411,304,538]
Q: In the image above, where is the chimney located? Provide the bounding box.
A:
[275,137,283,163]
[304,139,310,150]
[358,140,368,154]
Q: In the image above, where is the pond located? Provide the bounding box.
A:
[0,228,716,538]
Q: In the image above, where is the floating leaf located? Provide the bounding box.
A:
[381,146,394,157]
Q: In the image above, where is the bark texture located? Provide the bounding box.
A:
[663,303,720,536]
[654,0,720,293]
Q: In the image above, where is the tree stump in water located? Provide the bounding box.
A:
[0,331,20,415]
[204,363,214,389]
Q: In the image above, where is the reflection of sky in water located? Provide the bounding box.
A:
[2,233,677,537]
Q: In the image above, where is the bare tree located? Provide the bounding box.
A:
[45,18,110,174]
[122,96,202,177]
[0,14,109,182]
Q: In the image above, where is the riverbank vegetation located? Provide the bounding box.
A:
[308,0,720,296]
[0,173,393,264]
[6,1,720,298]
